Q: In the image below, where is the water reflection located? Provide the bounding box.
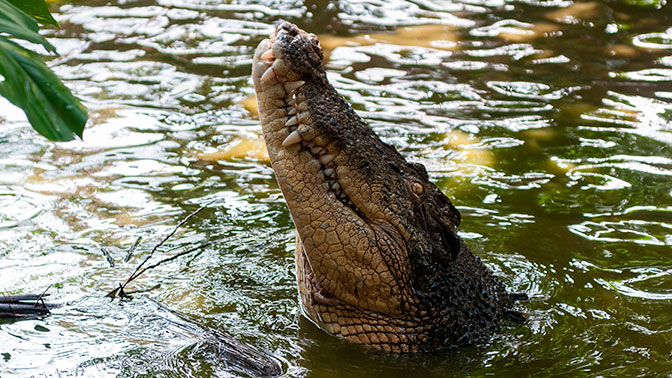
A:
[1,0,671,376]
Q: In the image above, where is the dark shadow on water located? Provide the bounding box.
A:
[295,315,501,378]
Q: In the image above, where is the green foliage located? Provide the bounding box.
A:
[0,38,87,140]
[0,0,87,141]
[6,0,59,27]
[0,0,55,53]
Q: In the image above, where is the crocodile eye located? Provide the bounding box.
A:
[410,182,424,196]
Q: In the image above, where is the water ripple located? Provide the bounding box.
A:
[337,0,475,28]
[473,171,556,190]
[0,187,50,229]
[569,220,672,246]
[632,27,672,50]
[2,0,672,376]
[486,81,581,100]
[595,268,672,300]
[159,0,305,17]
[463,43,543,60]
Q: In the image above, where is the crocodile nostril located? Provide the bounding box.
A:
[279,22,299,37]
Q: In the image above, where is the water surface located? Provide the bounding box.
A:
[1,0,671,376]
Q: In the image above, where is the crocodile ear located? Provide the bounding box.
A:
[433,220,462,261]
[445,226,462,261]
[410,208,463,292]
[426,188,463,261]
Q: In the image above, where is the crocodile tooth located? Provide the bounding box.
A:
[271,58,283,70]
[311,146,324,155]
[320,154,335,164]
[260,49,275,60]
[297,125,314,141]
[260,66,276,83]
[323,168,334,176]
[287,107,297,115]
[331,182,341,191]
[284,80,305,93]
[285,116,299,126]
[282,130,302,147]
[287,97,297,106]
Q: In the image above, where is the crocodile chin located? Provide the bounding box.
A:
[252,23,513,352]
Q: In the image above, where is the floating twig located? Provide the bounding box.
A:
[127,204,210,281]
[124,284,161,296]
[101,248,116,267]
[106,202,213,298]
[36,284,53,308]
[124,236,142,262]
[132,242,212,284]
[107,241,211,298]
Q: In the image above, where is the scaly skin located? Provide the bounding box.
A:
[252,23,513,352]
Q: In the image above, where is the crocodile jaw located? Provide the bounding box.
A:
[252,23,418,324]
[252,23,511,352]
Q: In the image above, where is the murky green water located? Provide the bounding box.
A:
[1,0,671,376]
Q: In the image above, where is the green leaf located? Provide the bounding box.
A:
[0,37,87,141]
[0,0,56,53]
[6,0,58,27]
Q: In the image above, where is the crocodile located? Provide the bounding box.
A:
[252,22,518,352]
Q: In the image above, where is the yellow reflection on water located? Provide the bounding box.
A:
[497,23,560,43]
[241,95,259,117]
[443,129,495,169]
[318,24,460,54]
[196,135,269,162]
[545,2,602,24]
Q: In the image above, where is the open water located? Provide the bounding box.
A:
[0,0,671,376]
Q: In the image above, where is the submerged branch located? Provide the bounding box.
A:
[0,294,47,303]
[0,287,55,319]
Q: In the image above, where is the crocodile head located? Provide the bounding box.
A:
[252,23,512,352]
